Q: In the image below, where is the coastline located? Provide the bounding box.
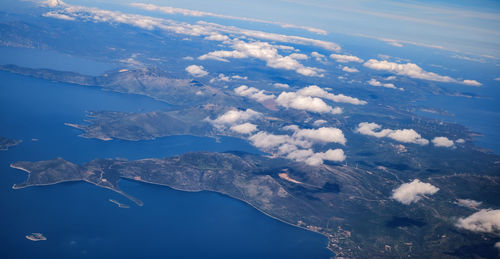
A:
[25,233,46,241]
[10,163,30,174]
[9,162,338,256]
[109,198,130,208]
[9,163,144,206]
[64,123,112,141]
[120,177,337,257]
[10,163,84,189]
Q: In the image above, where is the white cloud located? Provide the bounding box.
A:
[235,85,365,114]
[355,34,448,52]
[293,127,346,145]
[234,85,275,102]
[342,66,359,73]
[182,56,194,60]
[364,59,452,82]
[276,91,342,114]
[356,122,429,145]
[389,41,403,47]
[287,148,346,166]
[210,74,248,82]
[388,129,429,145]
[330,54,363,63]
[319,149,346,163]
[209,109,262,127]
[313,119,327,126]
[43,11,75,20]
[356,122,393,138]
[282,125,299,132]
[45,0,66,7]
[249,126,346,166]
[456,209,500,234]
[495,78,500,81]
[39,5,332,79]
[119,53,144,68]
[432,137,454,148]
[367,79,383,87]
[377,54,391,60]
[204,33,231,42]
[274,85,367,114]
[249,131,299,149]
[285,148,315,161]
[296,85,367,105]
[185,65,208,77]
[456,199,482,209]
[199,53,231,63]
[197,21,339,51]
[230,123,258,134]
[209,73,231,83]
[273,83,290,88]
[289,53,308,60]
[392,179,439,205]
[218,74,230,81]
[277,143,299,154]
[364,59,481,85]
[44,1,340,55]
[451,55,487,63]
[276,45,295,51]
[129,2,328,35]
[311,51,327,62]
[462,79,482,86]
[456,138,466,144]
[367,79,397,89]
[199,40,324,77]
[231,75,248,80]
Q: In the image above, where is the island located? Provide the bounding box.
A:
[109,199,130,209]
[25,233,47,241]
[0,136,22,151]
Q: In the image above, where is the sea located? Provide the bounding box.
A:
[0,48,332,258]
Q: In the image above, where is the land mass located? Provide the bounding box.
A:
[0,136,22,151]
[0,64,241,108]
[11,152,500,258]
[25,233,46,241]
[4,65,500,258]
[109,199,130,209]
[2,8,500,258]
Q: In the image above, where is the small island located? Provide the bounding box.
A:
[0,136,22,151]
[26,233,46,241]
[109,199,130,208]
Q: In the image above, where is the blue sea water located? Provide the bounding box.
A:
[415,89,500,154]
[0,46,115,76]
[0,71,332,258]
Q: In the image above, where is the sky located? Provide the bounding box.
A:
[64,0,500,58]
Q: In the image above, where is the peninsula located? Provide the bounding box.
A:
[11,152,500,258]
